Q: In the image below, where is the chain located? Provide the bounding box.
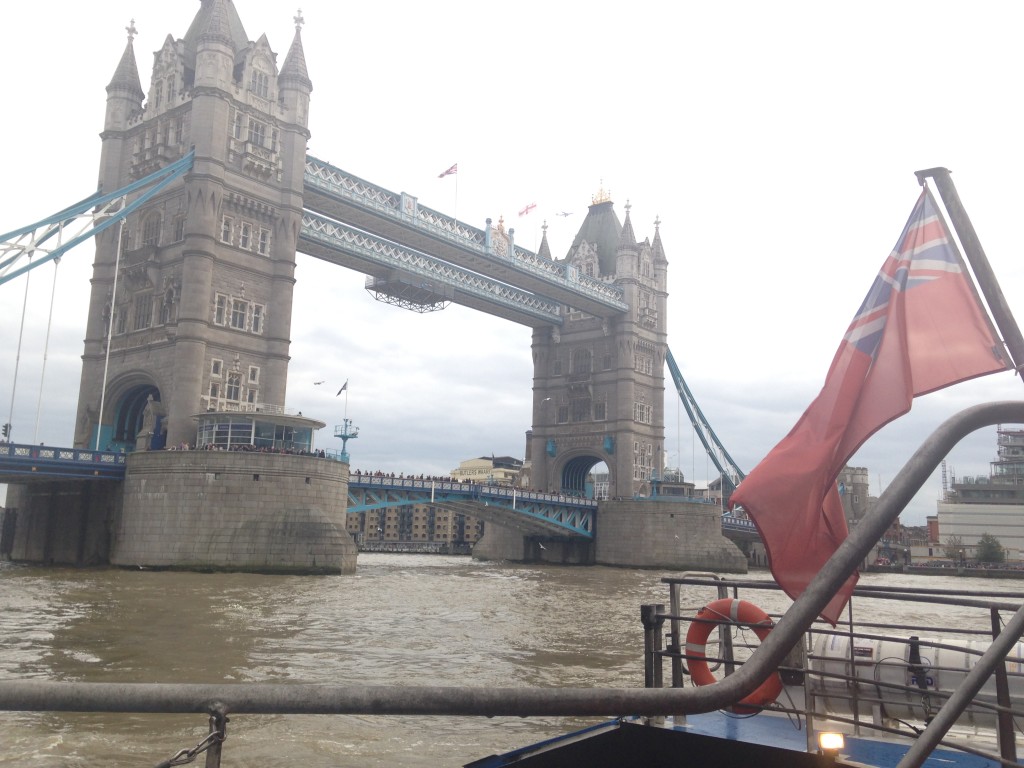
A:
[153,711,228,768]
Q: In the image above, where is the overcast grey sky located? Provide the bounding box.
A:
[3,1,1024,524]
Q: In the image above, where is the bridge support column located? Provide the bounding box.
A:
[3,481,118,566]
[595,499,747,572]
[472,525,594,564]
[113,451,357,574]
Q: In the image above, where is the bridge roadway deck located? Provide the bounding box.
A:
[0,443,755,541]
[301,157,629,320]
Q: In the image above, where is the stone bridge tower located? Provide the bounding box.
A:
[74,1,311,450]
[528,193,668,498]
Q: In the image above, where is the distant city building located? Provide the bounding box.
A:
[450,456,523,485]
[348,504,482,552]
[937,425,1024,560]
[836,467,871,527]
[654,467,697,498]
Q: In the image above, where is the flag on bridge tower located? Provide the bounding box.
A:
[336,380,349,396]
[518,203,536,217]
[438,163,458,178]
[729,186,1010,624]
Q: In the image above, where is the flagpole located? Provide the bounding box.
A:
[916,167,1024,376]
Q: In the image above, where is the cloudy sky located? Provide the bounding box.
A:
[3,1,1024,524]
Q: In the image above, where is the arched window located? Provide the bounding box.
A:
[141,212,161,247]
[571,348,592,375]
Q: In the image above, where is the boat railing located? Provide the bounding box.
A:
[645,574,1024,767]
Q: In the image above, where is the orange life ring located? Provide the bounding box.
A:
[685,597,783,713]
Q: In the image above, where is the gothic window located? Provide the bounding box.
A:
[211,359,223,377]
[571,398,591,422]
[270,129,279,152]
[248,118,266,147]
[250,70,269,99]
[133,294,153,331]
[552,360,563,376]
[152,81,162,110]
[141,213,161,247]
[642,257,651,277]
[571,348,592,375]
[226,372,241,401]
[633,402,652,424]
[257,227,270,255]
[173,214,186,242]
[593,401,607,421]
[230,300,247,330]
[115,309,127,335]
[248,366,260,384]
[214,295,227,325]
[634,353,653,376]
[246,388,258,404]
[209,381,221,399]
[251,304,264,334]
[221,216,233,244]
[232,111,244,140]
[167,75,176,102]
[240,222,252,250]
[557,405,569,424]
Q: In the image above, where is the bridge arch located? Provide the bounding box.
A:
[557,453,609,498]
[101,374,163,451]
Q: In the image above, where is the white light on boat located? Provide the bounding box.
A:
[818,731,845,752]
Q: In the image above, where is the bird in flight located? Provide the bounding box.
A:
[314,380,325,385]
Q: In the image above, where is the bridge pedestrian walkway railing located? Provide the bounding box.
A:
[346,473,596,537]
[0,442,127,480]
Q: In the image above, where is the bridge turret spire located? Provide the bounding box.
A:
[105,19,145,125]
[280,10,312,91]
[537,221,552,260]
[652,215,668,265]
[618,200,637,251]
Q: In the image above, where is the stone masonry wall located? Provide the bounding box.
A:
[4,480,120,565]
[595,498,747,572]
[113,451,356,573]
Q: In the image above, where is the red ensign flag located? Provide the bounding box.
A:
[730,187,1009,623]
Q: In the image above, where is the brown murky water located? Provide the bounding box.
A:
[0,557,1018,766]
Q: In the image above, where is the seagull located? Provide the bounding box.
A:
[314,380,325,385]
[538,543,547,550]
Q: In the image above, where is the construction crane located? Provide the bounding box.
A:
[665,347,745,500]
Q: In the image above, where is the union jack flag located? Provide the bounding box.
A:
[518,203,536,216]
[438,163,457,178]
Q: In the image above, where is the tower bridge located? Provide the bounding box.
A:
[0,0,750,575]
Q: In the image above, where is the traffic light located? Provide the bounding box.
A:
[1,422,9,438]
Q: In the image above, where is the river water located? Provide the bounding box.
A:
[1,556,1021,767]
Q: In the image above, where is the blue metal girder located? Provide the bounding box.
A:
[0,443,127,481]
[0,152,194,286]
[302,156,628,317]
[299,212,564,326]
[347,477,595,538]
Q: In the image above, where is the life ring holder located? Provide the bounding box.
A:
[685,597,783,713]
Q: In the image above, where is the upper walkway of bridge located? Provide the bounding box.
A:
[300,156,630,324]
